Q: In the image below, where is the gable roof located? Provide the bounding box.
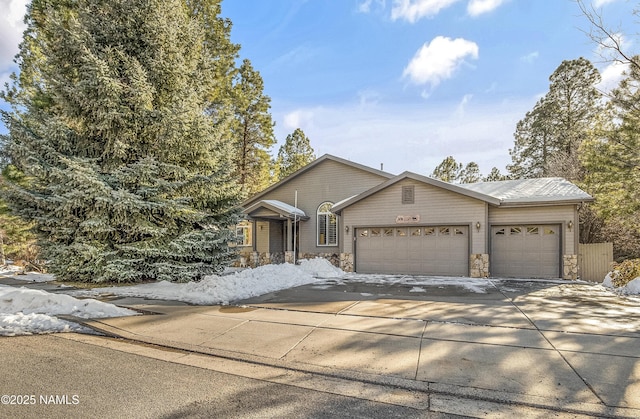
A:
[332,172,593,214]
[242,154,394,206]
[459,177,593,206]
[244,199,309,220]
[331,171,501,214]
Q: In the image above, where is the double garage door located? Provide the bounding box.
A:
[355,224,561,278]
[491,225,560,279]
[355,226,468,276]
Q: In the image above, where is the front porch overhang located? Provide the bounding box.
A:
[243,199,309,221]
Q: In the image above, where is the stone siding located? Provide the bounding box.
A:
[563,254,579,280]
[470,254,489,278]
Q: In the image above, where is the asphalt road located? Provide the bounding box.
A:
[0,334,464,419]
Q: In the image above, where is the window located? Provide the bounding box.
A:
[439,227,450,236]
[526,227,539,235]
[383,228,394,237]
[510,227,522,235]
[454,227,465,236]
[410,228,422,236]
[544,227,556,235]
[396,228,407,237]
[317,202,338,246]
[234,221,252,247]
[402,185,415,204]
[359,228,369,237]
[424,227,435,236]
[371,228,381,237]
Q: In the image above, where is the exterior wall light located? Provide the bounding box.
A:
[568,220,573,231]
[345,225,350,233]
[475,221,481,232]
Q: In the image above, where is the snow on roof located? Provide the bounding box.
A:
[260,200,307,218]
[459,177,593,205]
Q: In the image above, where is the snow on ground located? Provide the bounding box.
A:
[602,273,640,295]
[340,273,495,294]
[89,258,344,305]
[0,284,138,337]
[3,257,638,336]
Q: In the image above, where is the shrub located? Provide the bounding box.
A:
[609,258,640,287]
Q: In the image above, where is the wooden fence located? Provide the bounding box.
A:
[578,242,613,282]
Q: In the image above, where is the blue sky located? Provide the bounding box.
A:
[220,0,635,175]
[0,0,636,176]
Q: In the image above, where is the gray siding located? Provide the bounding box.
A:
[488,205,577,255]
[269,221,284,253]
[256,221,270,253]
[244,159,389,255]
[342,179,488,255]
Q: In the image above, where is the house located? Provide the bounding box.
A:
[238,154,593,280]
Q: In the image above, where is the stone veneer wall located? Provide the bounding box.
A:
[339,253,354,272]
[470,254,489,278]
[563,254,579,280]
[234,252,285,268]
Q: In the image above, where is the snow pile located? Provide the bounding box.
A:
[298,257,345,278]
[93,259,345,305]
[0,285,138,336]
[602,273,640,295]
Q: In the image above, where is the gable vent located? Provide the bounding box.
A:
[402,185,415,204]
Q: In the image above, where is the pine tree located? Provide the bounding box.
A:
[483,167,509,182]
[508,98,555,179]
[458,162,481,184]
[276,128,315,179]
[0,0,241,283]
[508,58,602,180]
[231,59,276,195]
[430,156,462,183]
[0,166,39,268]
[581,62,640,234]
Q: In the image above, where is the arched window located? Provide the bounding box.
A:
[317,202,337,246]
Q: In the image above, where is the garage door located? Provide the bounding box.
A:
[491,225,560,278]
[355,226,468,276]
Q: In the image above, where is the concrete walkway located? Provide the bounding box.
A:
[82,278,639,418]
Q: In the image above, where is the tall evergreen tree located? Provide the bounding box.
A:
[483,167,509,182]
[185,0,239,124]
[508,97,555,179]
[581,62,640,234]
[508,58,602,180]
[430,156,462,183]
[0,0,241,283]
[231,59,276,195]
[458,162,481,184]
[276,128,315,179]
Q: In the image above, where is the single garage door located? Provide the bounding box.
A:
[491,225,560,278]
[355,226,468,276]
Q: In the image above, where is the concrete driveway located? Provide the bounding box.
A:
[86,276,640,418]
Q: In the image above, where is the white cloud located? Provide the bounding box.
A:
[357,0,387,13]
[403,36,479,87]
[455,93,473,117]
[467,0,507,17]
[520,51,539,63]
[593,0,618,7]
[0,0,28,71]
[391,0,460,23]
[597,61,629,93]
[272,97,532,175]
[283,109,316,131]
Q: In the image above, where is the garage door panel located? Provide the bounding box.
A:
[356,226,468,276]
[491,224,560,278]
